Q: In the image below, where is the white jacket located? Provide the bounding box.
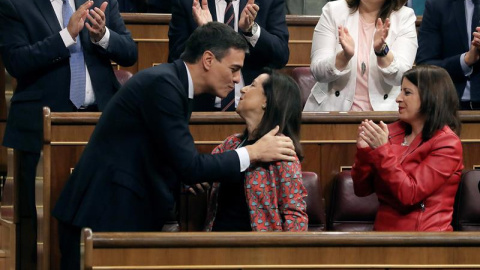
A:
[303,0,418,111]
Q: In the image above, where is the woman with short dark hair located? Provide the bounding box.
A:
[352,65,464,231]
[304,0,417,111]
[204,70,308,231]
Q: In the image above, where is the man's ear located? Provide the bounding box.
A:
[202,50,215,71]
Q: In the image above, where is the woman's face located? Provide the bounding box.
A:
[396,78,423,125]
[236,73,269,119]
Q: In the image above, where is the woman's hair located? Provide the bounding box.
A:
[345,0,407,22]
[246,69,304,160]
[402,65,461,141]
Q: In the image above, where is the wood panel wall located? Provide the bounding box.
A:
[82,229,480,269]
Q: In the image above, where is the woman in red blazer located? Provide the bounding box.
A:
[352,65,463,231]
[204,70,308,231]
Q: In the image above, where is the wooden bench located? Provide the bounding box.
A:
[42,108,480,270]
[81,228,480,269]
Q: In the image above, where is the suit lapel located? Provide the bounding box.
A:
[209,0,217,21]
[173,60,192,119]
[35,0,62,33]
[453,0,469,51]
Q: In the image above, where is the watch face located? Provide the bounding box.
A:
[383,44,389,55]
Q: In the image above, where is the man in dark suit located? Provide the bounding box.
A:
[53,22,296,269]
[0,0,137,268]
[416,0,480,110]
[168,0,289,111]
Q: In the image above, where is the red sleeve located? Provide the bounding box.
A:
[351,146,376,197]
[370,132,463,205]
[275,158,309,231]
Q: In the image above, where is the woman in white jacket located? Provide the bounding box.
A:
[304,0,417,111]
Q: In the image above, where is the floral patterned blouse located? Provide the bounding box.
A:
[205,134,309,231]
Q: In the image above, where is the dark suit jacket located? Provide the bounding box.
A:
[167,0,289,110]
[0,0,137,153]
[53,60,241,231]
[416,0,480,101]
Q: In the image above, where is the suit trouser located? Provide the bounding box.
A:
[58,221,81,270]
[14,150,40,270]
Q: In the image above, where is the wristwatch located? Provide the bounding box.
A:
[374,43,389,57]
[243,23,258,37]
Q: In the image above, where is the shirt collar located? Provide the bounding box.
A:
[183,62,194,100]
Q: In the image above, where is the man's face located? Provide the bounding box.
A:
[206,48,245,98]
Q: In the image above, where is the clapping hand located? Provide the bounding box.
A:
[239,0,259,32]
[192,0,213,26]
[338,25,355,60]
[358,120,389,149]
[373,18,390,53]
[85,1,108,42]
[67,0,93,40]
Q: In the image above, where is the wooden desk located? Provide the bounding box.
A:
[42,109,480,270]
[82,229,480,269]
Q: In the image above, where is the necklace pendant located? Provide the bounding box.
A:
[361,62,366,76]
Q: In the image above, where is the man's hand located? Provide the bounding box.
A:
[85,1,108,42]
[246,126,296,163]
[67,0,93,40]
[192,0,212,26]
[238,0,259,33]
[186,182,211,196]
[465,27,480,66]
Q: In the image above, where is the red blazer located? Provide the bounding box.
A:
[352,121,464,231]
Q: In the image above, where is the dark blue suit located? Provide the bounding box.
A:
[168,0,289,110]
[53,60,241,268]
[0,0,137,153]
[416,0,480,101]
[0,0,136,268]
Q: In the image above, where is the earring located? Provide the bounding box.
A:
[262,104,266,109]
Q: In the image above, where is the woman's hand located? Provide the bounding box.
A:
[356,121,369,148]
[359,120,389,149]
[338,25,355,59]
[373,18,390,53]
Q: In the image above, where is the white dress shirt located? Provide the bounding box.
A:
[50,0,111,107]
[213,0,261,109]
[184,62,250,171]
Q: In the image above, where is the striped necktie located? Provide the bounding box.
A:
[221,0,236,111]
[63,0,86,109]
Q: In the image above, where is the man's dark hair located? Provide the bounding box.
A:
[246,69,304,160]
[181,22,249,63]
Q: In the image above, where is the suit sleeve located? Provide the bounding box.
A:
[275,159,308,231]
[167,0,192,62]
[415,0,466,82]
[351,146,376,197]
[94,0,137,67]
[369,132,463,206]
[247,0,289,68]
[0,0,70,79]
[141,77,241,184]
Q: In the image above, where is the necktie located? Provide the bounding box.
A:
[63,0,86,109]
[221,0,235,111]
[224,0,235,29]
[473,0,480,41]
